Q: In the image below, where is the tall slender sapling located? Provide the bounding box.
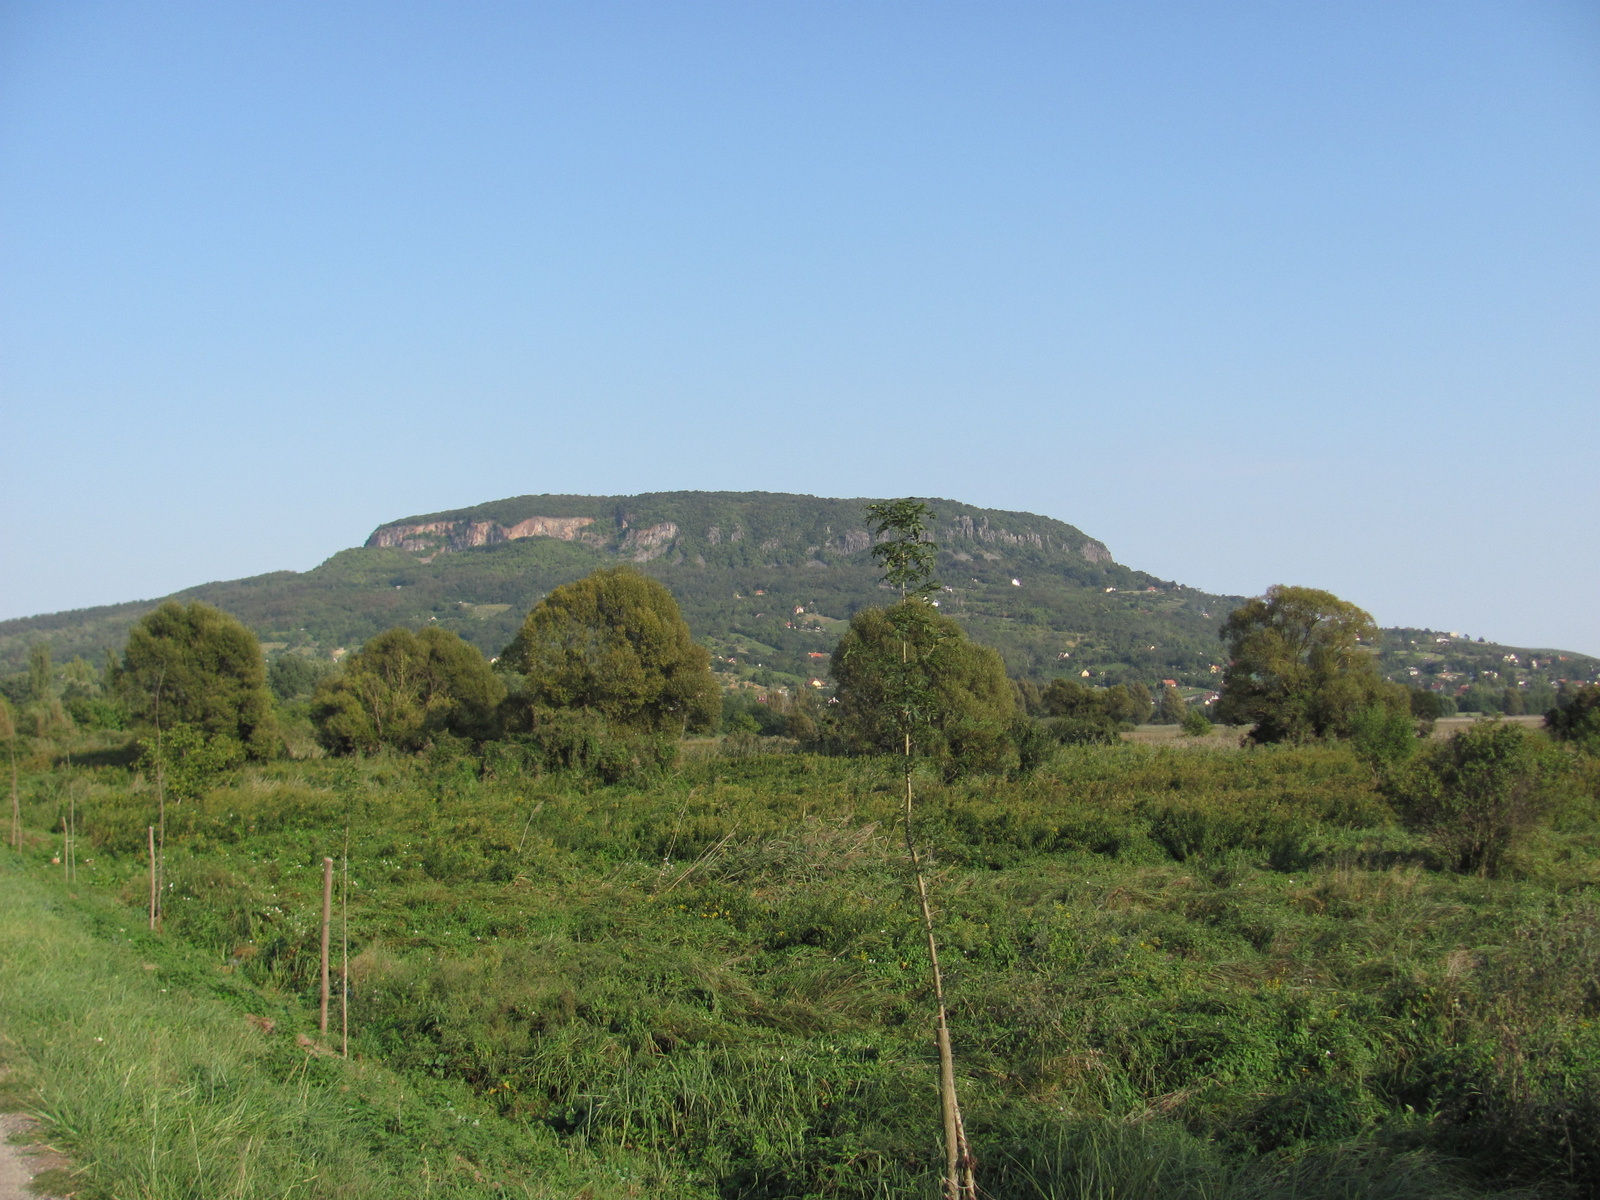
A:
[861,499,976,1200]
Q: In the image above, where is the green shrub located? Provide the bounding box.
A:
[1348,702,1419,769]
[1388,721,1559,875]
[497,707,678,783]
[1546,683,1600,753]
[138,721,245,802]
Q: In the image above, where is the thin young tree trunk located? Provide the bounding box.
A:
[9,739,18,850]
[320,856,334,1035]
[147,825,157,931]
[903,737,977,1199]
[152,673,165,923]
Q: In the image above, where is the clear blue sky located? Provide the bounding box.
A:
[3,1,1596,652]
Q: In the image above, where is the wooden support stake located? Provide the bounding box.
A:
[147,826,157,930]
[62,816,68,881]
[341,830,350,1059]
[319,856,333,1034]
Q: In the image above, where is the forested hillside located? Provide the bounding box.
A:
[2,491,1596,701]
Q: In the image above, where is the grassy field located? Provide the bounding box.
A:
[3,731,1598,1198]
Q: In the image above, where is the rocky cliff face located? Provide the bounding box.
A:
[366,515,599,560]
[939,514,1111,563]
[620,522,679,561]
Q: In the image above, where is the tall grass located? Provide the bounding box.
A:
[3,736,1596,1198]
[0,857,678,1199]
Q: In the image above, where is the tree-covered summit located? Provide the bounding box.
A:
[366,489,1117,575]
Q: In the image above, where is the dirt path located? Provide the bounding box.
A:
[0,1113,68,1199]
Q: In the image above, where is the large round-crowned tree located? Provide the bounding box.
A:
[499,567,720,735]
[120,601,278,759]
[311,626,504,755]
[831,601,1015,775]
[1215,585,1402,744]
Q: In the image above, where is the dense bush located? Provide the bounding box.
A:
[499,567,721,736]
[118,601,279,759]
[830,600,1016,776]
[1547,683,1600,752]
[1388,721,1560,875]
[311,626,505,755]
[267,654,334,702]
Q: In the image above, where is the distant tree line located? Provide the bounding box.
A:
[5,536,1598,802]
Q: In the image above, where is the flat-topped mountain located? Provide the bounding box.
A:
[364,492,1113,569]
[3,491,1596,704]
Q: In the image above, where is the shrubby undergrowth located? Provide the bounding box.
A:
[3,732,1598,1198]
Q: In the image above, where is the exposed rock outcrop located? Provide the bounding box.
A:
[367,515,596,557]
[621,522,679,561]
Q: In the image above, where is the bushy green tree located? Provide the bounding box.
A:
[1546,684,1600,753]
[1156,686,1187,725]
[1118,681,1154,725]
[120,602,277,760]
[311,627,504,756]
[831,602,1016,776]
[28,644,52,705]
[18,642,72,739]
[1348,701,1420,770]
[1215,586,1397,745]
[720,692,788,737]
[1389,721,1559,876]
[499,568,719,735]
[138,722,245,802]
[1180,705,1212,737]
[1037,678,1130,744]
[267,655,334,703]
[1408,687,1443,724]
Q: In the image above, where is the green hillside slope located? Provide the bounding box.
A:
[3,491,1596,702]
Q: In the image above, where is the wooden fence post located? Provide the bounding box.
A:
[341,834,350,1059]
[147,826,156,930]
[319,856,333,1035]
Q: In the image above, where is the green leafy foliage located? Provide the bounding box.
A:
[831,601,1015,776]
[29,642,52,703]
[1037,677,1148,744]
[1387,721,1561,875]
[864,498,940,600]
[1156,685,1187,725]
[1180,705,1212,737]
[267,654,334,703]
[139,721,246,802]
[496,708,680,784]
[500,567,720,735]
[13,735,1600,1198]
[119,601,278,759]
[1546,683,1600,753]
[1217,586,1404,745]
[311,626,504,755]
[1347,702,1421,770]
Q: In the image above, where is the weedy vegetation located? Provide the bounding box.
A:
[3,537,1599,1199]
[3,727,1599,1198]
